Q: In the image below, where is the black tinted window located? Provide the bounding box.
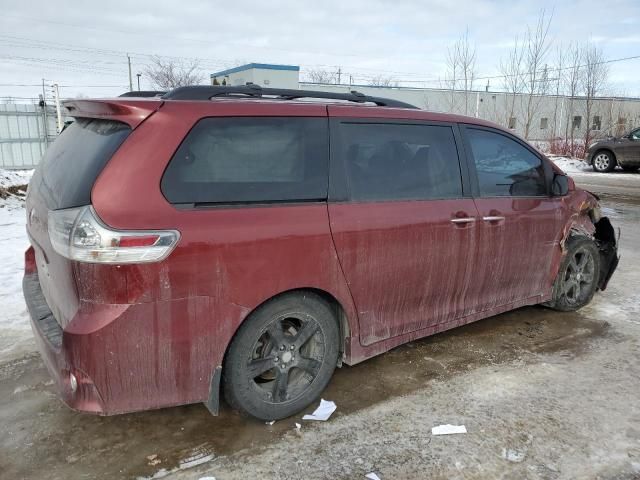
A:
[339,123,462,201]
[162,117,328,204]
[32,118,130,209]
[467,128,547,197]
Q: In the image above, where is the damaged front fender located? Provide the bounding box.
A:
[561,191,619,291]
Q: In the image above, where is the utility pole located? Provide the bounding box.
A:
[41,78,49,146]
[52,83,63,134]
[127,54,133,91]
[336,67,341,85]
[136,73,142,91]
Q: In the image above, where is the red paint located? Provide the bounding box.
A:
[24,97,603,415]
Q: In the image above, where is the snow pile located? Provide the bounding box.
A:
[0,169,33,188]
[0,168,33,209]
[548,156,591,174]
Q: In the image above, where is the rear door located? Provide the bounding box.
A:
[461,125,563,312]
[328,117,478,346]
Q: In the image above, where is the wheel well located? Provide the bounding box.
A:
[223,287,350,370]
[206,288,350,415]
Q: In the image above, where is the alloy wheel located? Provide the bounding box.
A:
[246,314,324,404]
[593,153,611,172]
[561,247,596,306]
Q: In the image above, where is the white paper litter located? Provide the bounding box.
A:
[266,420,275,425]
[302,399,337,421]
[295,422,301,430]
[502,448,526,463]
[431,424,467,435]
[198,477,217,480]
[365,473,381,480]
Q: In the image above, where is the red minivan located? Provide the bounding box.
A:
[23,86,618,420]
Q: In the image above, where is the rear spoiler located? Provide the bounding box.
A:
[62,99,163,128]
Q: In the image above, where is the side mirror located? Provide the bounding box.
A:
[552,173,569,196]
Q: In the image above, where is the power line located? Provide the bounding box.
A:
[1,14,365,59]
[1,32,639,90]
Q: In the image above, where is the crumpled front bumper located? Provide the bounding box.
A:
[594,216,619,291]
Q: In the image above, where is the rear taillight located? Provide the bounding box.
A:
[48,206,179,264]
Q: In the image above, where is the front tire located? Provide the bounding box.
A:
[223,292,340,421]
[592,150,616,172]
[547,236,600,312]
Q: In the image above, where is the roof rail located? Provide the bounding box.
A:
[119,91,166,98]
[161,85,417,109]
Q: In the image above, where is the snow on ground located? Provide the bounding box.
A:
[0,169,33,189]
[547,156,592,174]
[0,169,34,360]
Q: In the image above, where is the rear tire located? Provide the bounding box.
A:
[223,291,340,421]
[592,150,616,173]
[547,236,600,312]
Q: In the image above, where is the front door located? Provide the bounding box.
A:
[328,119,477,346]
[461,126,564,312]
[618,128,640,165]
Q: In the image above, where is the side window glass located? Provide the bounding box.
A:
[339,123,462,201]
[161,117,328,204]
[630,129,640,141]
[467,128,547,197]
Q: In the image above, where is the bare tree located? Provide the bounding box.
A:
[445,28,476,115]
[368,75,398,87]
[305,69,337,84]
[499,35,526,128]
[522,10,553,139]
[563,42,582,149]
[582,44,609,146]
[144,56,204,89]
[550,44,565,137]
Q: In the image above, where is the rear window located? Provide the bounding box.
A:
[32,118,131,209]
[161,117,328,205]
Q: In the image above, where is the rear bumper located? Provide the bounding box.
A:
[23,271,106,413]
[22,246,225,415]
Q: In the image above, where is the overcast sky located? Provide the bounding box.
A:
[1,0,639,100]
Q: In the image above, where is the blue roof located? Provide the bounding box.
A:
[211,63,300,78]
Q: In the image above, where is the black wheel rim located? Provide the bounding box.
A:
[246,313,324,404]
[561,247,596,305]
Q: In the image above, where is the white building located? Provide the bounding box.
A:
[210,63,640,142]
[210,63,300,90]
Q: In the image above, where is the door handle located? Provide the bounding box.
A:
[482,216,505,222]
[450,217,476,224]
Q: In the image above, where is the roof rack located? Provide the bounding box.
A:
[160,85,417,109]
[119,91,166,98]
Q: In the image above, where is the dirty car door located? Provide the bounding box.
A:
[462,126,563,311]
[328,118,477,346]
[623,128,640,164]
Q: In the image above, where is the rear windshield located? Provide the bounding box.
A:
[30,118,131,210]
